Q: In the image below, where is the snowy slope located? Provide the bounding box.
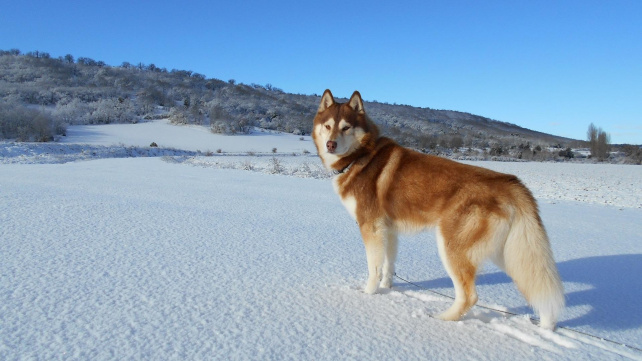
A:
[60,120,317,154]
[1,121,642,360]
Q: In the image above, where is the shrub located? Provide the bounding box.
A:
[211,120,232,134]
[242,160,254,170]
[0,101,61,141]
[558,147,574,159]
[52,98,89,125]
[489,145,504,156]
[168,108,189,125]
[621,145,642,165]
[88,98,136,124]
[269,157,284,174]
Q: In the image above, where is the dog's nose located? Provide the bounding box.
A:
[326,140,337,153]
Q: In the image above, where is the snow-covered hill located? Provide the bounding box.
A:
[1,52,576,148]
[1,121,641,360]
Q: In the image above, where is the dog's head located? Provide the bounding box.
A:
[312,89,379,170]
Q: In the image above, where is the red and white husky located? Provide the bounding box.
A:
[313,89,564,329]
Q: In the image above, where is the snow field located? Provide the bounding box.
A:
[178,156,642,209]
[3,119,639,209]
[59,121,318,154]
[2,120,642,360]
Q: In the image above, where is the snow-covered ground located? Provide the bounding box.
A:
[60,121,318,154]
[1,120,641,360]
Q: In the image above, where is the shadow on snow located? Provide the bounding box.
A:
[396,254,642,332]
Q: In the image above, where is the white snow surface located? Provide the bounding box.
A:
[60,120,318,154]
[2,120,642,360]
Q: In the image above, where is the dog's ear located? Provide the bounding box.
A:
[348,91,365,114]
[318,89,335,113]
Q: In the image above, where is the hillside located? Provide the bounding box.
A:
[0,49,576,153]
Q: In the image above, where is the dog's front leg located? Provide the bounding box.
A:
[360,223,385,294]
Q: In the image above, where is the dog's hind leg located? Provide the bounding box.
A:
[360,222,386,294]
[380,228,398,289]
[435,227,479,321]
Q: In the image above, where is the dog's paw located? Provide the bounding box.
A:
[379,277,393,289]
[364,282,379,294]
[435,308,463,322]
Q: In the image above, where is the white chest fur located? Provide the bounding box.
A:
[332,176,358,221]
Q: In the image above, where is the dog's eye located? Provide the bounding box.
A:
[325,125,331,130]
[342,126,351,132]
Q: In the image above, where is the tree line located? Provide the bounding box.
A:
[1,48,637,163]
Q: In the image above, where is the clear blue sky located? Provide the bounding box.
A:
[1,0,640,144]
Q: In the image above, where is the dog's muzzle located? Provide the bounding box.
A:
[326,140,337,153]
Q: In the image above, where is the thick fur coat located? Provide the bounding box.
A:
[312,89,564,329]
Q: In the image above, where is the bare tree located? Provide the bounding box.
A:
[587,123,598,155]
[587,123,610,160]
[596,130,610,160]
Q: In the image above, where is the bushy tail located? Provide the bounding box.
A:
[503,201,565,330]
